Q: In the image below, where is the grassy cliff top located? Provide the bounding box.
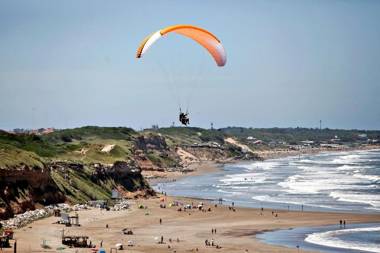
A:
[0,143,44,169]
[0,127,136,167]
[1,126,379,168]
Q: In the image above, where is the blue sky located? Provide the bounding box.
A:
[1,0,379,130]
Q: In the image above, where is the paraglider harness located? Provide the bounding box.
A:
[179,109,190,126]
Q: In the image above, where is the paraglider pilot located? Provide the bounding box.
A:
[179,109,190,126]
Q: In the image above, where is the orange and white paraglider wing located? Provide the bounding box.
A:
[136,25,226,67]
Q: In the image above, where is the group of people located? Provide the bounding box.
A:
[339,220,347,228]
[204,239,221,249]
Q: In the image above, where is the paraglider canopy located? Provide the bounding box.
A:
[136,24,226,66]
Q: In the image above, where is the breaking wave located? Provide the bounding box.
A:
[305,226,380,253]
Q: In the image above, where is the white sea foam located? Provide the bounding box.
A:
[305,227,380,253]
[166,149,380,215]
[251,195,308,206]
[220,171,269,186]
[336,164,356,171]
[234,161,281,171]
[278,169,372,195]
[329,191,380,209]
[251,195,346,210]
[353,173,380,182]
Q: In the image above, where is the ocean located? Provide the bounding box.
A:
[153,149,380,253]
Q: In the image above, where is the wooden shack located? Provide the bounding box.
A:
[62,235,92,248]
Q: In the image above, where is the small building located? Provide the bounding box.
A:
[60,212,79,226]
[112,189,121,199]
[301,140,314,146]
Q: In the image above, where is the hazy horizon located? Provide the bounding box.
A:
[1,0,380,130]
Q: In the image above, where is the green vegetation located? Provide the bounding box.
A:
[43,126,136,143]
[0,143,44,168]
[149,127,226,145]
[220,127,380,144]
[1,126,379,169]
[51,168,111,203]
[0,131,60,157]
[0,125,379,215]
[0,127,136,167]
[146,151,177,168]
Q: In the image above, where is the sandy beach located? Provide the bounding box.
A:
[3,149,380,253]
[2,0,380,251]
[144,161,222,186]
[3,195,380,253]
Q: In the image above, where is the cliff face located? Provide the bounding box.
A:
[134,134,179,171]
[0,160,153,219]
[0,165,65,219]
[91,161,154,197]
[133,133,260,171]
[0,127,262,220]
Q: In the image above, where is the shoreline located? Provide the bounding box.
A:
[257,222,380,253]
[4,195,380,253]
[144,161,223,186]
[147,144,380,186]
[255,144,380,160]
[2,146,379,253]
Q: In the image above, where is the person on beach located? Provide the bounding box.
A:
[343,220,346,228]
[339,220,342,227]
[160,218,162,225]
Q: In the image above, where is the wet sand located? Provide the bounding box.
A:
[4,196,380,253]
[4,150,380,253]
[144,161,222,186]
